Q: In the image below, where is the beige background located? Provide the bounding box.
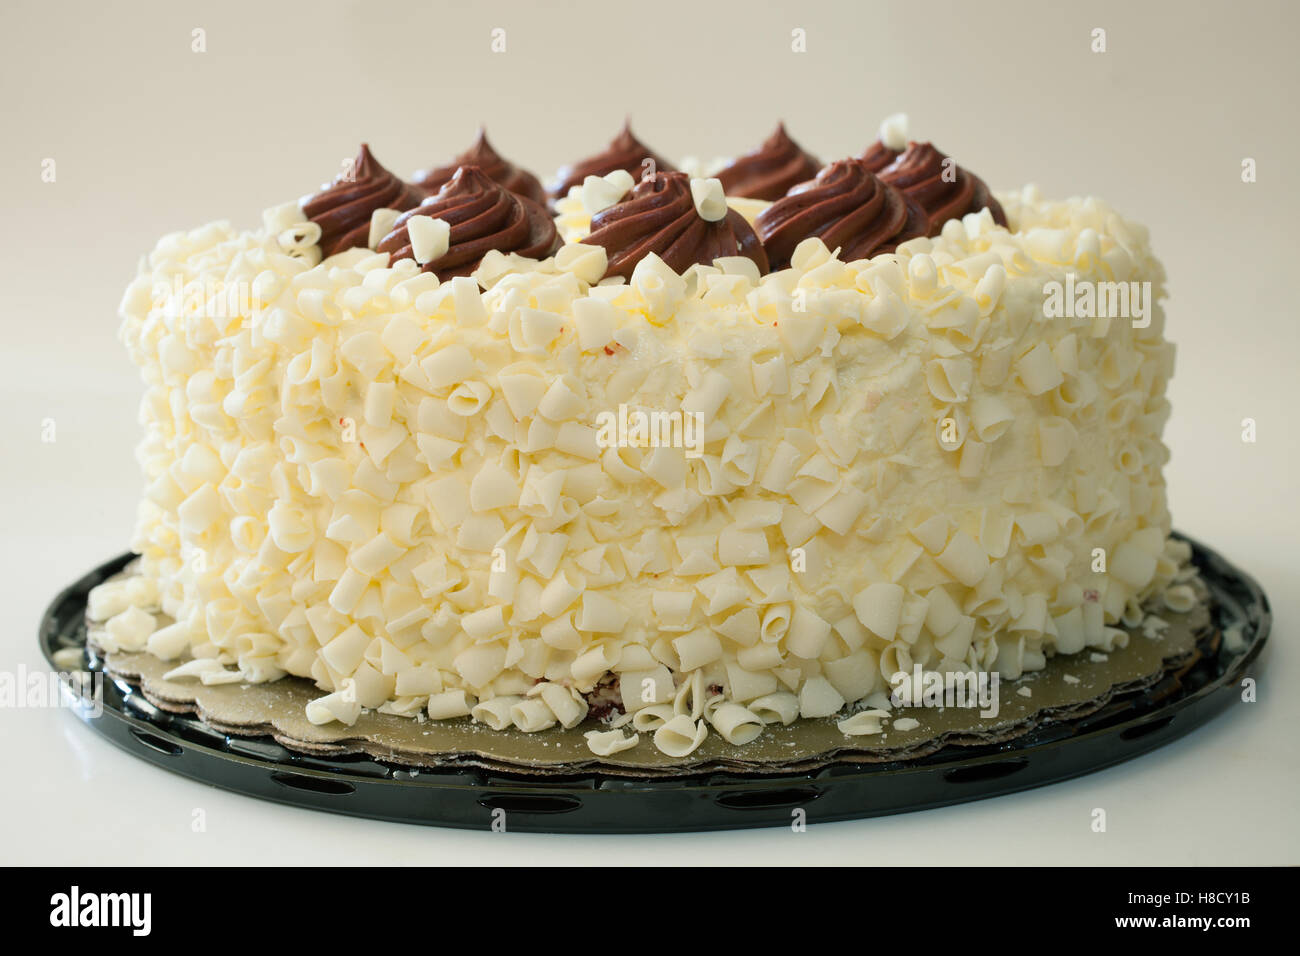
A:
[2,0,1296,863]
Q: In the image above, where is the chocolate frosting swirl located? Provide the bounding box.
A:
[548,122,675,204]
[878,142,1007,232]
[581,171,768,280]
[755,159,928,269]
[413,128,547,205]
[302,144,425,258]
[377,166,559,279]
[858,139,901,173]
[715,123,821,201]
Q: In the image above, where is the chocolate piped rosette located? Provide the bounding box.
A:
[104,117,1189,761]
[755,159,928,270]
[413,128,548,205]
[302,144,426,258]
[377,166,560,280]
[878,141,1008,232]
[547,120,675,206]
[582,170,768,279]
[859,111,910,172]
[715,122,821,201]
[551,121,677,239]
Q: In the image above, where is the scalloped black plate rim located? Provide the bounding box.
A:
[38,531,1269,833]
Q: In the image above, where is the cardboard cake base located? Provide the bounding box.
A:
[91,572,1212,777]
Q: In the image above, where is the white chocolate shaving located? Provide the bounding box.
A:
[689,177,728,222]
[584,729,640,756]
[581,169,635,215]
[368,208,402,249]
[407,215,450,265]
[879,112,909,151]
[837,708,890,736]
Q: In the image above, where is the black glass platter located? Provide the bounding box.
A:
[38,532,1268,833]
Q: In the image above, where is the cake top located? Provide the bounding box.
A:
[291,115,1011,287]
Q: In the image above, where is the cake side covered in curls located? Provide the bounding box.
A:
[92,120,1187,759]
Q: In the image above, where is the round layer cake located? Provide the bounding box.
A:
[91,117,1187,758]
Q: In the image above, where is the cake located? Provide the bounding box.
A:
[90,116,1188,759]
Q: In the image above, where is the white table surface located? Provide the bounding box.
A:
[2,0,1296,864]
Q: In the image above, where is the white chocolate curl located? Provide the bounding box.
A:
[879,112,909,151]
[689,177,728,222]
[581,170,635,215]
[408,215,450,265]
[368,208,401,249]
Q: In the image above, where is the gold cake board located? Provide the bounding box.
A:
[94,577,1211,778]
